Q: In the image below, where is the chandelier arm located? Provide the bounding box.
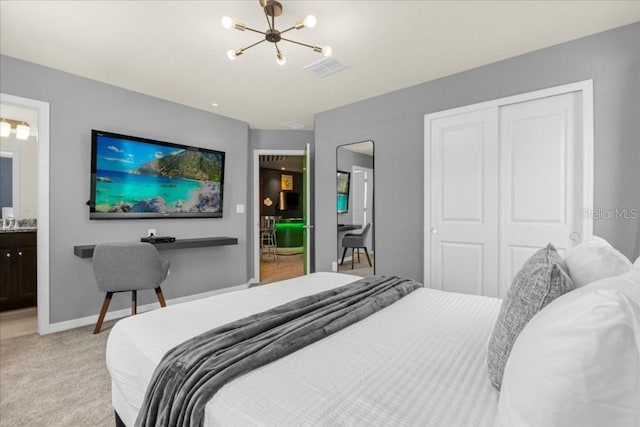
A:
[244,26,267,36]
[241,39,268,52]
[280,37,315,50]
[279,26,297,35]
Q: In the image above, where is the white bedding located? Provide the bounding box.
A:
[106,272,501,426]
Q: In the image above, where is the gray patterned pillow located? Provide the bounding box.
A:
[487,244,574,391]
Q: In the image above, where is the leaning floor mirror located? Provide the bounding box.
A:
[336,141,374,277]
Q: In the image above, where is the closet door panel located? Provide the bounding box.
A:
[498,92,581,297]
[429,108,499,297]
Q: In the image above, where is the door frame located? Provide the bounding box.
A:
[252,148,306,283]
[1,93,51,334]
[351,165,374,254]
[423,80,594,286]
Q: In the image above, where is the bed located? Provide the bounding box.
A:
[107,246,640,427]
[106,272,502,426]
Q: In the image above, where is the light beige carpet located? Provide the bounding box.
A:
[0,322,115,427]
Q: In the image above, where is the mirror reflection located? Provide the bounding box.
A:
[336,141,374,277]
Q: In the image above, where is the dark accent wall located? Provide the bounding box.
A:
[1,55,250,323]
[315,23,640,282]
[260,168,303,218]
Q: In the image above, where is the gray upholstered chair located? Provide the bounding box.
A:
[340,223,372,269]
[92,242,170,334]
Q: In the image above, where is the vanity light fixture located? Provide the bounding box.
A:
[0,118,30,140]
[222,0,332,66]
[15,122,30,140]
[0,119,10,137]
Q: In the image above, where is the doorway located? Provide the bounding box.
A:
[0,95,50,337]
[253,149,309,285]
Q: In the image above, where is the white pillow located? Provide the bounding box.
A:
[564,236,632,287]
[635,255,640,269]
[497,269,640,427]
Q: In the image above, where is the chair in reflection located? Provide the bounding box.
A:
[260,216,279,263]
[340,223,372,269]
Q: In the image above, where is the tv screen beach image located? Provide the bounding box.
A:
[93,134,224,215]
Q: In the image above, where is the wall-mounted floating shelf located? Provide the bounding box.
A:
[73,236,238,259]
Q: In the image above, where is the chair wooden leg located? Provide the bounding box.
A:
[351,248,355,269]
[93,292,113,334]
[155,287,167,307]
[364,247,372,267]
[131,290,137,315]
[341,247,348,265]
[357,248,361,263]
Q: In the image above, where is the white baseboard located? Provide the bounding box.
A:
[41,282,250,335]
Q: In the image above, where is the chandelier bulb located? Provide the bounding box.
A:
[276,51,286,65]
[322,46,332,57]
[221,16,233,30]
[227,49,242,60]
[303,15,317,28]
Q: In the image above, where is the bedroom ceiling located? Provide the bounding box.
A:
[1,1,639,130]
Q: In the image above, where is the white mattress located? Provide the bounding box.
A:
[106,272,501,426]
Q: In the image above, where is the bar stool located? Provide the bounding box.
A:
[260,216,279,263]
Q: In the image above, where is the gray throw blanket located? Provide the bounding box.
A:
[136,275,422,427]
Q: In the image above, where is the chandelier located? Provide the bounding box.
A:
[222,0,332,65]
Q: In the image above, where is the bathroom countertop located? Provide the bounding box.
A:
[0,228,37,233]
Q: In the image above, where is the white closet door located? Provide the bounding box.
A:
[498,92,582,297]
[429,108,500,297]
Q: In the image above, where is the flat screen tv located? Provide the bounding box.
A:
[90,130,225,219]
[336,170,350,214]
[278,191,300,211]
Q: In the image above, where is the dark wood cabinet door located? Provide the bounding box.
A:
[0,232,37,311]
[0,249,14,310]
[15,246,37,304]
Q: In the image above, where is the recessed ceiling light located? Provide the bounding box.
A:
[210,102,219,107]
[281,167,285,170]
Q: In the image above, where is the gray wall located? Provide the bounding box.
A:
[315,23,640,282]
[248,129,314,276]
[1,56,250,323]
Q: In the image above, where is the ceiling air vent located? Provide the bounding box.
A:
[281,121,306,130]
[303,57,348,78]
